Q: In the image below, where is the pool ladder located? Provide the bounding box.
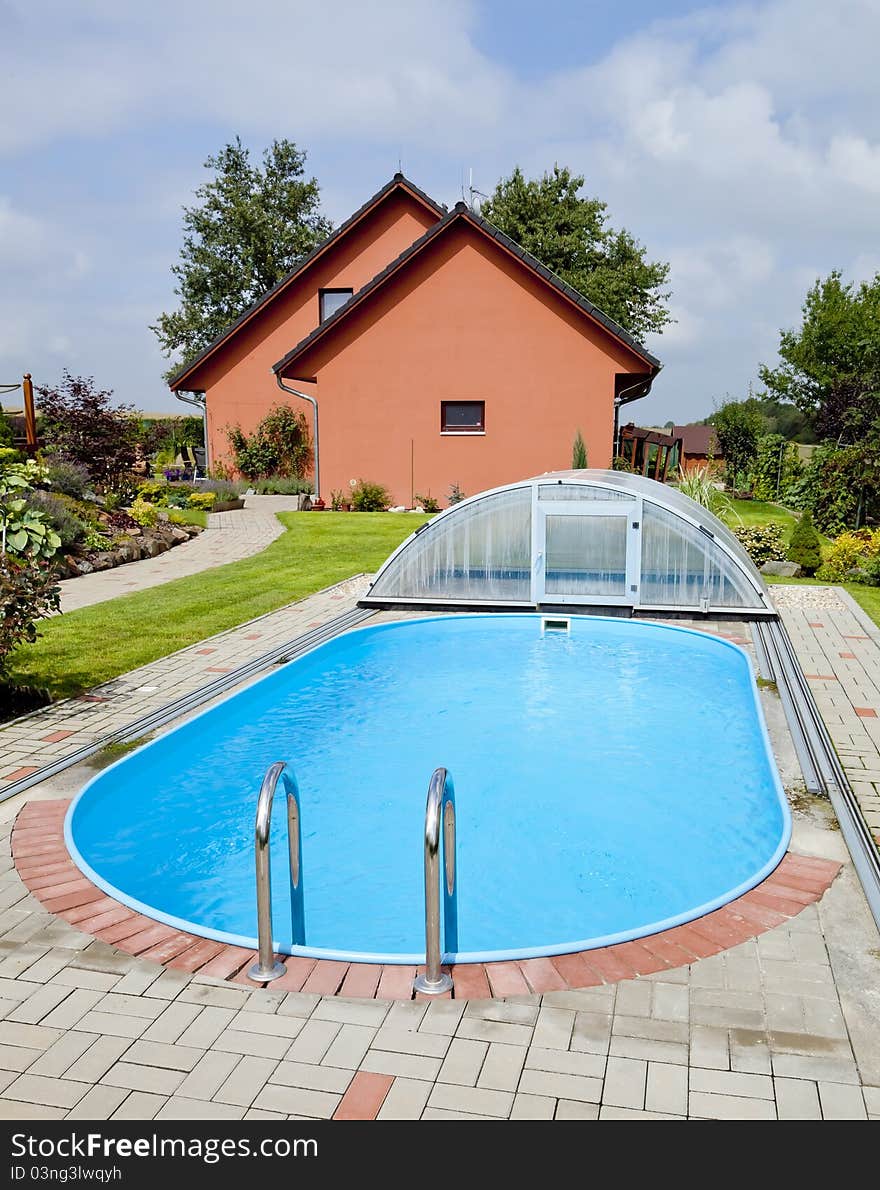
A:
[413,768,458,996]
[249,761,304,983]
[248,761,457,994]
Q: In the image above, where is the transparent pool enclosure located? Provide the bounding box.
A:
[363,471,774,615]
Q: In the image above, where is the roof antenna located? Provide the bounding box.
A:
[467,167,488,212]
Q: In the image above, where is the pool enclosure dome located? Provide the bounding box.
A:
[363,471,773,615]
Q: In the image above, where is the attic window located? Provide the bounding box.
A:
[319,288,353,322]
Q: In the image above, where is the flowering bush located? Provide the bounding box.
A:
[732,522,787,566]
[128,498,159,528]
[0,554,60,677]
[818,528,880,582]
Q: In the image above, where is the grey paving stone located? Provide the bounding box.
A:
[41,988,105,1030]
[227,1010,305,1039]
[322,1023,377,1070]
[212,1029,291,1060]
[177,1006,236,1050]
[0,1042,42,1072]
[27,1031,97,1078]
[312,998,390,1028]
[525,1046,604,1079]
[427,1082,514,1118]
[0,1020,62,1050]
[610,1036,689,1065]
[372,1026,450,1059]
[7,982,72,1024]
[818,1081,868,1120]
[270,1060,353,1094]
[252,1083,340,1119]
[376,1077,433,1120]
[64,1035,132,1084]
[478,1042,527,1091]
[774,1077,822,1120]
[124,1039,204,1072]
[510,1093,555,1119]
[0,1099,67,1119]
[3,1073,90,1109]
[455,1017,533,1048]
[599,1105,681,1120]
[602,1055,647,1108]
[463,998,539,1026]
[645,1061,688,1115]
[531,1007,575,1049]
[66,1085,129,1120]
[689,1091,776,1120]
[570,1011,612,1055]
[615,981,652,1017]
[285,1019,340,1063]
[689,1068,773,1099]
[100,1061,186,1096]
[141,1002,204,1043]
[176,1051,241,1102]
[157,1097,246,1120]
[772,1052,860,1085]
[555,1098,600,1120]
[418,999,465,1036]
[97,992,168,1020]
[518,1067,601,1104]
[360,1050,443,1081]
[111,1091,167,1120]
[437,1037,487,1087]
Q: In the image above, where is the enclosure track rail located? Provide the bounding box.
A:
[0,606,376,804]
[756,617,880,930]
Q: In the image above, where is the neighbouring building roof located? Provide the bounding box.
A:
[168,174,446,391]
[273,202,661,378]
[673,424,720,457]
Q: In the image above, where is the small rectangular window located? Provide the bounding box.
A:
[441,401,485,433]
[319,288,353,322]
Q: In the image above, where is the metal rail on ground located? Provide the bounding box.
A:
[757,617,880,930]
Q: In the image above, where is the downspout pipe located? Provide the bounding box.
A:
[275,373,319,500]
[173,389,208,474]
[613,371,659,460]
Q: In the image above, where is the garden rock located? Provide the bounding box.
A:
[761,560,802,577]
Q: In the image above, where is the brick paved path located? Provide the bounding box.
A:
[58,497,298,613]
[776,586,880,849]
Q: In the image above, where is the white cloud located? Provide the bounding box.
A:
[2,0,880,419]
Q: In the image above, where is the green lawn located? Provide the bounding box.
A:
[725,498,799,536]
[10,512,429,700]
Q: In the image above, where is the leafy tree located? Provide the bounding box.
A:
[759,270,880,442]
[226,405,311,480]
[787,509,822,576]
[479,165,671,339]
[710,399,763,490]
[154,138,332,378]
[749,433,802,501]
[572,429,588,469]
[35,373,137,492]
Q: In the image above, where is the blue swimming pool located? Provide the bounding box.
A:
[66,615,790,964]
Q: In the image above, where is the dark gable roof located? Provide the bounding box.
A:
[273,202,661,377]
[673,424,719,456]
[168,174,446,390]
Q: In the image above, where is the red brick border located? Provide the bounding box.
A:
[12,799,841,1001]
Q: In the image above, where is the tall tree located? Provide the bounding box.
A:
[154,138,332,378]
[710,398,763,490]
[479,165,672,339]
[759,270,880,443]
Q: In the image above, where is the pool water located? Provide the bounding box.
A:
[66,615,790,963]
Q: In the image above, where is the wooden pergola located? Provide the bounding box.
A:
[618,423,682,482]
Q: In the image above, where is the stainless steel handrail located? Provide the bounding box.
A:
[249,761,303,983]
[413,768,457,996]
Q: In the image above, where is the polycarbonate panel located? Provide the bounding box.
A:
[545,514,627,597]
[640,503,759,608]
[538,483,634,502]
[370,486,532,601]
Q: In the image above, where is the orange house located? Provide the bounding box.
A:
[169,175,661,507]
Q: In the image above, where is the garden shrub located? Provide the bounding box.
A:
[0,448,23,465]
[249,476,311,495]
[187,491,216,511]
[861,553,880,586]
[128,497,159,528]
[0,465,61,560]
[46,459,92,499]
[136,479,169,505]
[732,522,787,566]
[36,372,137,492]
[749,433,803,501]
[226,405,311,479]
[786,510,822,575]
[199,479,244,502]
[350,480,390,511]
[0,554,60,677]
[24,491,88,552]
[448,482,465,505]
[415,493,440,513]
[817,531,870,581]
[0,406,13,447]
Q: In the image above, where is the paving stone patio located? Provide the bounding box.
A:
[0,582,878,1119]
[57,496,298,614]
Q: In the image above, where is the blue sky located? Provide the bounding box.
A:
[2,0,879,423]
